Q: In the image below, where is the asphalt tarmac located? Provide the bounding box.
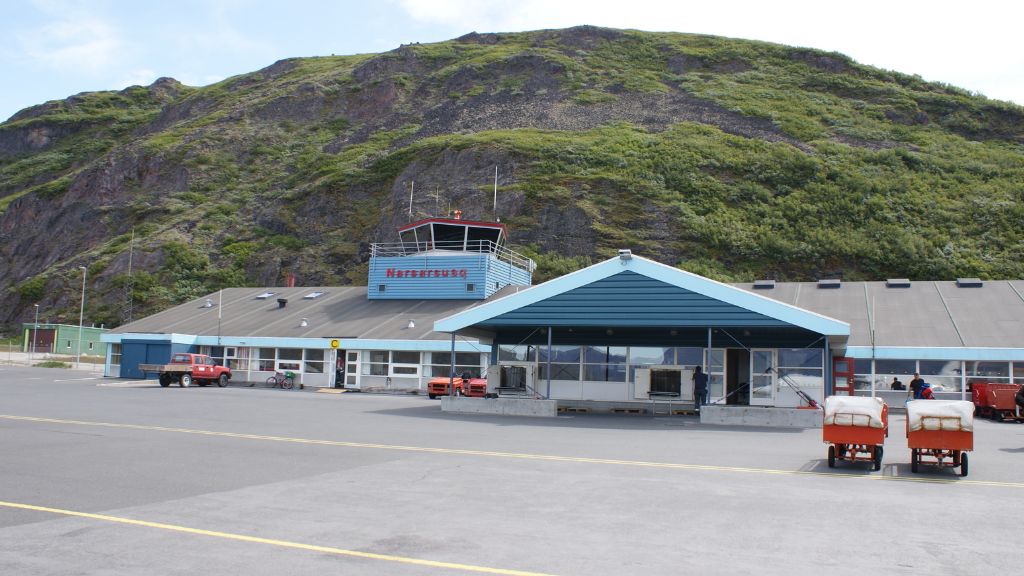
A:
[2,365,1022,575]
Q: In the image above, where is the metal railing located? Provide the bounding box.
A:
[371,240,536,272]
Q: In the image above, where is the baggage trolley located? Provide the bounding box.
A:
[823,396,889,471]
[906,400,974,477]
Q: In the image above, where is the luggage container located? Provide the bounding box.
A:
[823,396,888,470]
[906,400,974,477]
[971,382,1021,421]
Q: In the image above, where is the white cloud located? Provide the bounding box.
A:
[16,16,125,73]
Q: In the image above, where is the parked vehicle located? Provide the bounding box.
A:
[427,374,487,399]
[971,382,1022,422]
[139,353,232,388]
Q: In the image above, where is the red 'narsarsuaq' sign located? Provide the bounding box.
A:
[386,268,467,279]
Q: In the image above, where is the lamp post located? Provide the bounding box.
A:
[32,303,39,362]
[77,266,86,369]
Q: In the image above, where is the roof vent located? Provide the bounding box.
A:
[277,298,288,308]
[817,279,841,289]
[956,278,983,288]
[753,280,775,290]
[255,292,274,299]
[202,298,214,308]
[303,291,324,299]
[299,318,308,327]
[886,278,911,288]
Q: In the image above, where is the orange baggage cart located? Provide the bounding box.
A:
[823,396,889,471]
[906,400,974,477]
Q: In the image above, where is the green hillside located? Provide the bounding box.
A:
[1,26,1022,330]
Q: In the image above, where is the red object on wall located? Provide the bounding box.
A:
[287,272,296,288]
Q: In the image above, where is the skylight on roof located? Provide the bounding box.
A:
[303,291,324,299]
[255,292,275,299]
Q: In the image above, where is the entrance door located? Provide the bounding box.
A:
[750,349,776,406]
[345,351,360,388]
[33,328,55,354]
[832,357,855,396]
[725,349,750,405]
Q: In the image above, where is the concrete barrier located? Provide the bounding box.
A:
[441,396,558,417]
[700,405,823,428]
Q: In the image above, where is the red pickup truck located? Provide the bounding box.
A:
[139,353,232,388]
[427,375,487,399]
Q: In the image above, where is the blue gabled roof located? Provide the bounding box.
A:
[434,255,850,336]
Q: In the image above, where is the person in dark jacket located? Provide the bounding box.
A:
[693,366,709,411]
[890,377,904,390]
[909,373,926,399]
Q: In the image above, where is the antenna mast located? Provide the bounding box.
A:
[121,228,135,325]
[407,181,415,219]
[493,165,498,221]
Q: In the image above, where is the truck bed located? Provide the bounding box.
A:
[137,363,192,373]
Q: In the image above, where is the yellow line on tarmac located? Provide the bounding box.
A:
[2,414,1023,490]
[0,501,553,576]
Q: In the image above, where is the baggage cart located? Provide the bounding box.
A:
[906,400,974,477]
[823,396,888,471]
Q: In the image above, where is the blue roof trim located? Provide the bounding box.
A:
[101,333,198,345]
[435,255,849,336]
[846,346,1024,361]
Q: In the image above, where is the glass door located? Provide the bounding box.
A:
[750,349,776,406]
[345,351,360,388]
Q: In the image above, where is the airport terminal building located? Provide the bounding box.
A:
[103,217,1024,407]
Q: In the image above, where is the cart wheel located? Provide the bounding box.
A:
[873,446,883,471]
[910,449,919,473]
[959,453,969,477]
[993,411,1003,422]
[827,445,836,468]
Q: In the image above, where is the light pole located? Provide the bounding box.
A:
[32,303,39,362]
[77,266,86,369]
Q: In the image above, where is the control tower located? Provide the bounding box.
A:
[368,212,535,300]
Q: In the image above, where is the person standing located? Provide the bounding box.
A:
[909,372,926,399]
[693,365,709,411]
[890,377,904,390]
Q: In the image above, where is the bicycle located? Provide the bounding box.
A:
[266,371,295,389]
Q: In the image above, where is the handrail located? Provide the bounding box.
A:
[371,240,536,271]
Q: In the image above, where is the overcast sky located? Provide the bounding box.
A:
[2,0,1021,122]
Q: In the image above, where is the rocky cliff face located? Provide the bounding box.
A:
[1,26,1022,331]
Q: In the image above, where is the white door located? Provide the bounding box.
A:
[346,351,360,389]
[750,349,776,406]
[634,368,651,399]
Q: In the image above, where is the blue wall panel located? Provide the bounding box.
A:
[485,257,531,298]
[119,340,193,378]
[485,271,789,327]
[369,254,530,300]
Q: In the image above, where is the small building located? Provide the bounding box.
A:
[22,323,108,358]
